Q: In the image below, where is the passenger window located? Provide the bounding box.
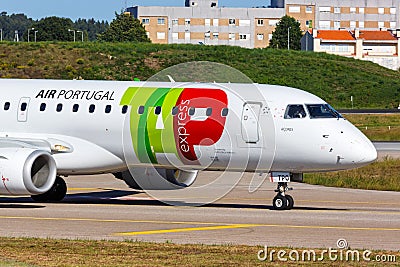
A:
[188,107,195,116]
[138,106,145,115]
[21,103,27,111]
[172,106,178,116]
[155,106,161,115]
[40,103,46,111]
[105,105,112,114]
[206,108,212,116]
[122,105,128,114]
[89,104,95,113]
[4,102,10,111]
[73,104,79,112]
[221,108,229,117]
[56,103,63,112]
[284,105,306,119]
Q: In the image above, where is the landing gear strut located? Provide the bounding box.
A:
[31,176,67,202]
[272,182,294,210]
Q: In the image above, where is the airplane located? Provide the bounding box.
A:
[0,78,377,210]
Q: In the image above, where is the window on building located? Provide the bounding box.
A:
[378,7,384,14]
[378,21,385,28]
[350,7,356,13]
[172,32,178,40]
[213,18,219,26]
[213,32,219,39]
[204,32,211,38]
[239,34,248,40]
[334,7,341,14]
[257,34,264,40]
[390,7,396,14]
[306,6,312,13]
[157,32,166,39]
[185,32,190,40]
[334,21,340,29]
[350,21,356,28]
[229,33,235,40]
[142,18,149,25]
[359,21,365,28]
[40,103,46,112]
[172,19,178,25]
[157,18,165,25]
[359,7,364,14]
[185,19,191,25]
[319,6,331,13]
[4,102,10,111]
[239,19,250,26]
[319,20,331,29]
[268,34,273,40]
[56,103,63,112]
[269,19,279,26]
[289,6,300,13]
[229,19,236,25]
[89,104,95,113]
[205,18,211,26]
[305,20,313,28]
[146,32,150,38]
[390,21,396,29]
[257,19,264,26]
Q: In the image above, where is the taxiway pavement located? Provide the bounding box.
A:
[0,171,399,251]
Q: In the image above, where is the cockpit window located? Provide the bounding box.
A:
[284,105,307,119]
[306,104,343,119]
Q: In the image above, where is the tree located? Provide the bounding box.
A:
[97,12,150,42]
[31,17,75,41]
[269,16,302,50]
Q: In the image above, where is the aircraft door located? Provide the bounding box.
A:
[17,97,30,122]
[241,102,262,143]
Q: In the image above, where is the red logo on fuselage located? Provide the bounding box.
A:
[173,88,228,163]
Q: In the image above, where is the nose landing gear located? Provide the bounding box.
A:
[272,182,294,210]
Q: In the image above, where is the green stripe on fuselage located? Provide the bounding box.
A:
[120,87,184,164]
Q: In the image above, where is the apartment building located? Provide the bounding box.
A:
[127,0,400,49]
[127,0,285,48]
[301,29,400,69]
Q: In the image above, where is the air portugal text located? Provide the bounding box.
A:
[120,87,228,165]
[35,89,115,101]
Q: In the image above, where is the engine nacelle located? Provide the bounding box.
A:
[115,168,198,190]
[0,148,57,195]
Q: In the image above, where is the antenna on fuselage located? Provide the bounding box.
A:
[167,75,175,83]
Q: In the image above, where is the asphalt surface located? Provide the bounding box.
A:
[0,169,399,251]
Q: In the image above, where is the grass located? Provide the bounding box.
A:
[0,237,398,266]
[344,114,400,141]
[304,157,400,191]
[1,42,400,108]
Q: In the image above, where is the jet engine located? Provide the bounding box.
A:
[115,168,198,190]
[0,148,57,195]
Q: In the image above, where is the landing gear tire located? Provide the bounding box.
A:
[272,182,294,210]
[285,195,294,210]
[31,176,67,202]
[273,195,287,210]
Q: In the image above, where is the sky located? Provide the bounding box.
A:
[1,0,271,22]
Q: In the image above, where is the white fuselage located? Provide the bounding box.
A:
[0,79,377,175]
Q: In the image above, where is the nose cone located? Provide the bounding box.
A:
[357,138,378,166]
